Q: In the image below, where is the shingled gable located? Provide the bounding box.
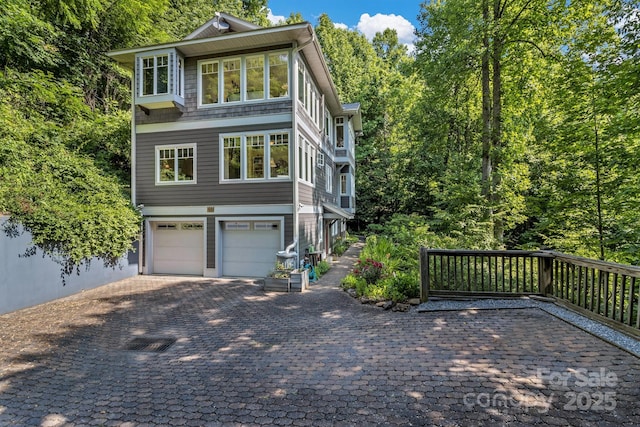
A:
[184,12,261,40]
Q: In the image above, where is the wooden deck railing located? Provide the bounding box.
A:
[420,248,640,335]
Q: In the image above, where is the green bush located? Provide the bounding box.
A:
[333,233,360,256]
[316,260,331,277]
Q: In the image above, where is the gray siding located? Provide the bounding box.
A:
[299,213,319,255]
[136,125,294,206]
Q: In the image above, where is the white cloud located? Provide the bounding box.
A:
[356,13,416,47]
[334,22,348,30]
[267,9,286,25]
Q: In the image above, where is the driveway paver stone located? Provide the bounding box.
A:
[0,243,639,426]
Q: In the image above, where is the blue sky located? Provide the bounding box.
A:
[266,0,422,49]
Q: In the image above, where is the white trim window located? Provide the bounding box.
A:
[142,54,169,96]
[340,173,348,195]
[199,51,289,106]
[223,136,242,180]
[326,164,333,193]
[335,117,345,148]
[298,135,315,185]
[246,134,265,179]
[317,152,325,167]
[269,53,289,98]
[297,61,323,128]
[156,143,196,184]
[221,131,290,182]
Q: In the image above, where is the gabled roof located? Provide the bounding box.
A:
[184,12,261,40]
[107,13,350,115]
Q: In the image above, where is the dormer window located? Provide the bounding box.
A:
[135,49,184,109]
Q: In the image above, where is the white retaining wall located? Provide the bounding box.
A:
[0,217,139,314]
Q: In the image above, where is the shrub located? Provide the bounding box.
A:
[316,260,331,277]
[354,258,384,284]
[333,233,360,256]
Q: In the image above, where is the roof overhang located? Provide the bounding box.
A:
[107,20,343,113]
[323,203,354,220]
[108,23,313,69]
[342,102,363,132]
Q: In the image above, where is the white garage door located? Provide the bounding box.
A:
[222,221,281,277]
[152,222,204,275]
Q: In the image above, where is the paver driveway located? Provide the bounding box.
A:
[0,244,639,426]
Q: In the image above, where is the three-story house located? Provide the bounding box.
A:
[108,13,361,277]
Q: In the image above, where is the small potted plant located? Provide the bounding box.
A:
[264,262,309,292]
[264,262,292,292]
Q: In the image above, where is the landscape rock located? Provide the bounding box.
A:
[382,301,394,310]
[408,298,421,306]
[392,303,411,312]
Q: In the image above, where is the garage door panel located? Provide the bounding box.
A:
[153,222,204,276]
[222,224,281,277]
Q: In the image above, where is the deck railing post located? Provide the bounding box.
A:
[539,253,554,295]
[420,247,430,302]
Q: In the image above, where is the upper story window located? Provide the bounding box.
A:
[142,54,168,96]
[246,56,264,100]
[326,164,333,193]
[221,131,290,182]
[156,144,196,185]
[223,58,241,102]
[298,135,315,185]
[325,109,332,138]
[335,117,345,148]
[135,49,184,108]
[340,173,348,195]
[297,61,322,128]
[269,53,289,98]
[199,51,289,107]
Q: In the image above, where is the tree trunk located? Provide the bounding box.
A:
[491,0,504,243]
[481,0,492,203]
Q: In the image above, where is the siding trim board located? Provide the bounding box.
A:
[142,204,294,216]
[137,113,292,133]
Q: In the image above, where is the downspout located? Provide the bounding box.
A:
[130,70,143,274]
[290,29,316,267]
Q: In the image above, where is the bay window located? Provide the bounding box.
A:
[142,54,168,96]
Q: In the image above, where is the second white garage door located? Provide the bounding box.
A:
[221,221,281,277]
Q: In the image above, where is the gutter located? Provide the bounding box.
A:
[289,29,315,267]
